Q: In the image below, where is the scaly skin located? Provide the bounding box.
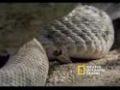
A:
[37,5,114,63]
[0,3,77,56]
[0,4,116,86]
[0,38,49,86]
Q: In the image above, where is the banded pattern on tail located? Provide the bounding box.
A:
[37,5,114,63]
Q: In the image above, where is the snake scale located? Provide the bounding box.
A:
[0,4,115,86]
[37,5,114,63]
[0,38,49,86]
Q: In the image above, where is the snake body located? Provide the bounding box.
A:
[0,4,115,86]
[0,3,76,56]
[0,39,49,86]
[37,5,114,63]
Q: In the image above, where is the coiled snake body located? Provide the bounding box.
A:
[0,39,49,86]
[0,4,115,86]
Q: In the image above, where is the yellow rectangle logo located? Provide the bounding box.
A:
[77,64,87,76]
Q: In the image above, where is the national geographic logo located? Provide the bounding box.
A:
[77,64,87,76]
[77,64,105,76]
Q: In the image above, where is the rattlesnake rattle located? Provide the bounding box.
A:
[37,4,114,63]
[0,4,115,86]
[37,5,116,86]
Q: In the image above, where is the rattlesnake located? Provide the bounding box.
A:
[0,3,76,56]
[0,38,49,86]
[0,4,115,86]
[37,5,114,63]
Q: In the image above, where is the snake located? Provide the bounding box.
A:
[0,4,115,86]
